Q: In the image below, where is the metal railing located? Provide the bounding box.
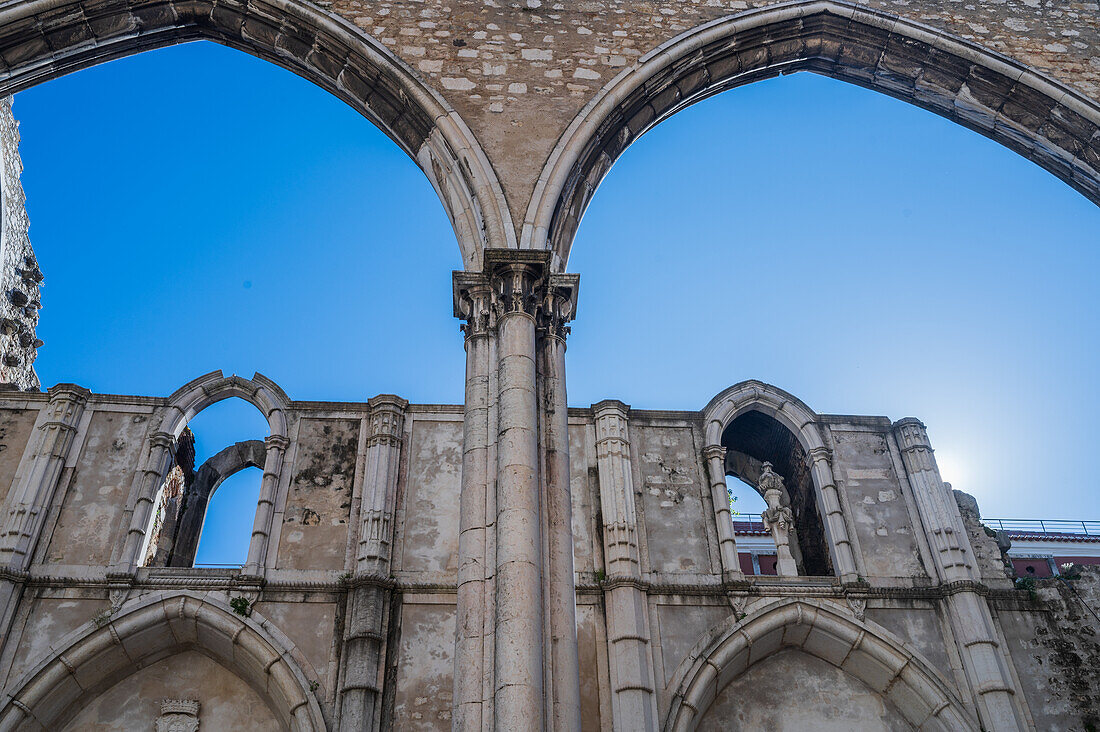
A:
[983,518,1100,537]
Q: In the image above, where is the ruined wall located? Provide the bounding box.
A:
[0,97,39,391]
[997,566,1100,730]
[0,383,1095,730]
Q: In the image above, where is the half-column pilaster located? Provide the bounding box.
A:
[338,394,407,731]
[592,400,658,731]
[892,418,1025,731]
[243,433,290,577]
[0,384,88,571]
[0,384,88,656]
[702,445,742,580]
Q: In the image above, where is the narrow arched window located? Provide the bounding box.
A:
[722,410,832,576]
[140,397,269,568]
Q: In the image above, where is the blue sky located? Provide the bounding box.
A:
[15,41,1100,562]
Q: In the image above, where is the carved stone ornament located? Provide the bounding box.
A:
[155,699,199,732]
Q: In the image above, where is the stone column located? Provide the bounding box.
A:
[702,445,742,580]
[453,272,494,731]
[339,395,407,731]
[807,446,860,583]
[242,433,290,577]
[893,418,1025,731]
[758,463,799,577]
[491,254,545,731]
[593,400,658,731]
[119,430,177,572]
[537,273,581,732]
[453,250,581,731]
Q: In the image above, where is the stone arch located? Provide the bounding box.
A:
[159,370,289,440]
[0,0,515,267]
[0,591,326,731]
[114,371,290,571]
[702,380,861,580]
[524,0,1100,268]
[152,439,267,567]
[663,599,977,731]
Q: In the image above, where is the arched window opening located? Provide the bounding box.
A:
[141,397,269,568]
[721,410,831,576]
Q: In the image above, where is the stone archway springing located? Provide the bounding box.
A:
[525,0,1100,268]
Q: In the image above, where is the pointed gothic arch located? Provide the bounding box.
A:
[663,598,977,731]
[702,380,861,581]
[524,0,1100,268]
[0,592,326,731]
[0,0,515,267]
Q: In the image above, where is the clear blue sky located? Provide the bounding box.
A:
[15,42,1100,562]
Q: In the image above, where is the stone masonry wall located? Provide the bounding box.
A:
[0,386,1096,729]
[327,0,1100,221]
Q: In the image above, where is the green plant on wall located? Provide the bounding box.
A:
[230,596,251,617]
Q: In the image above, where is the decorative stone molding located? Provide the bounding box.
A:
[454,250,578,340]
[156,699,200,732]
[538,272,579,341]
[664,599,978,731]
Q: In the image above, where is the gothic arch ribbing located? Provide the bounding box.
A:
[0,0,515,266]
[524,0,1100,268]
[0,592,327,731]
[663,599,978,731]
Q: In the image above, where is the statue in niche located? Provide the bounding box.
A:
[155,699,199,732]
[759,463,799,576]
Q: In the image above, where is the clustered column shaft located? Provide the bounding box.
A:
[892,418,1025,731]
[592,400,659,730]
[452,250,580,731]
[338,395,408,731]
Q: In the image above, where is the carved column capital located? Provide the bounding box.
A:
[892,417,931,452]
[702,444,727,463]
[453,272,494,339]
[149,431,175,451]
[485,249,550,320]
[366,394,408,447]
[538,272,579,342]
[808,445,832,466]
[264,434,290,452]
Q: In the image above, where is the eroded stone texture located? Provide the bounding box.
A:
[635,420,712,575]
[695,649,914,731]
[394,417,461,576]
[45,410,149,566]
[277,418,358,570]
[0,97,39,391]
[62,651,282,731]
[829,423,928,581]
[0,376,1093,730]
[0,406,35,506]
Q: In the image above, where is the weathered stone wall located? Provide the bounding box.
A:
[0,97,39,391]
[328,0,1100,223]
[0,380,1096,730]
